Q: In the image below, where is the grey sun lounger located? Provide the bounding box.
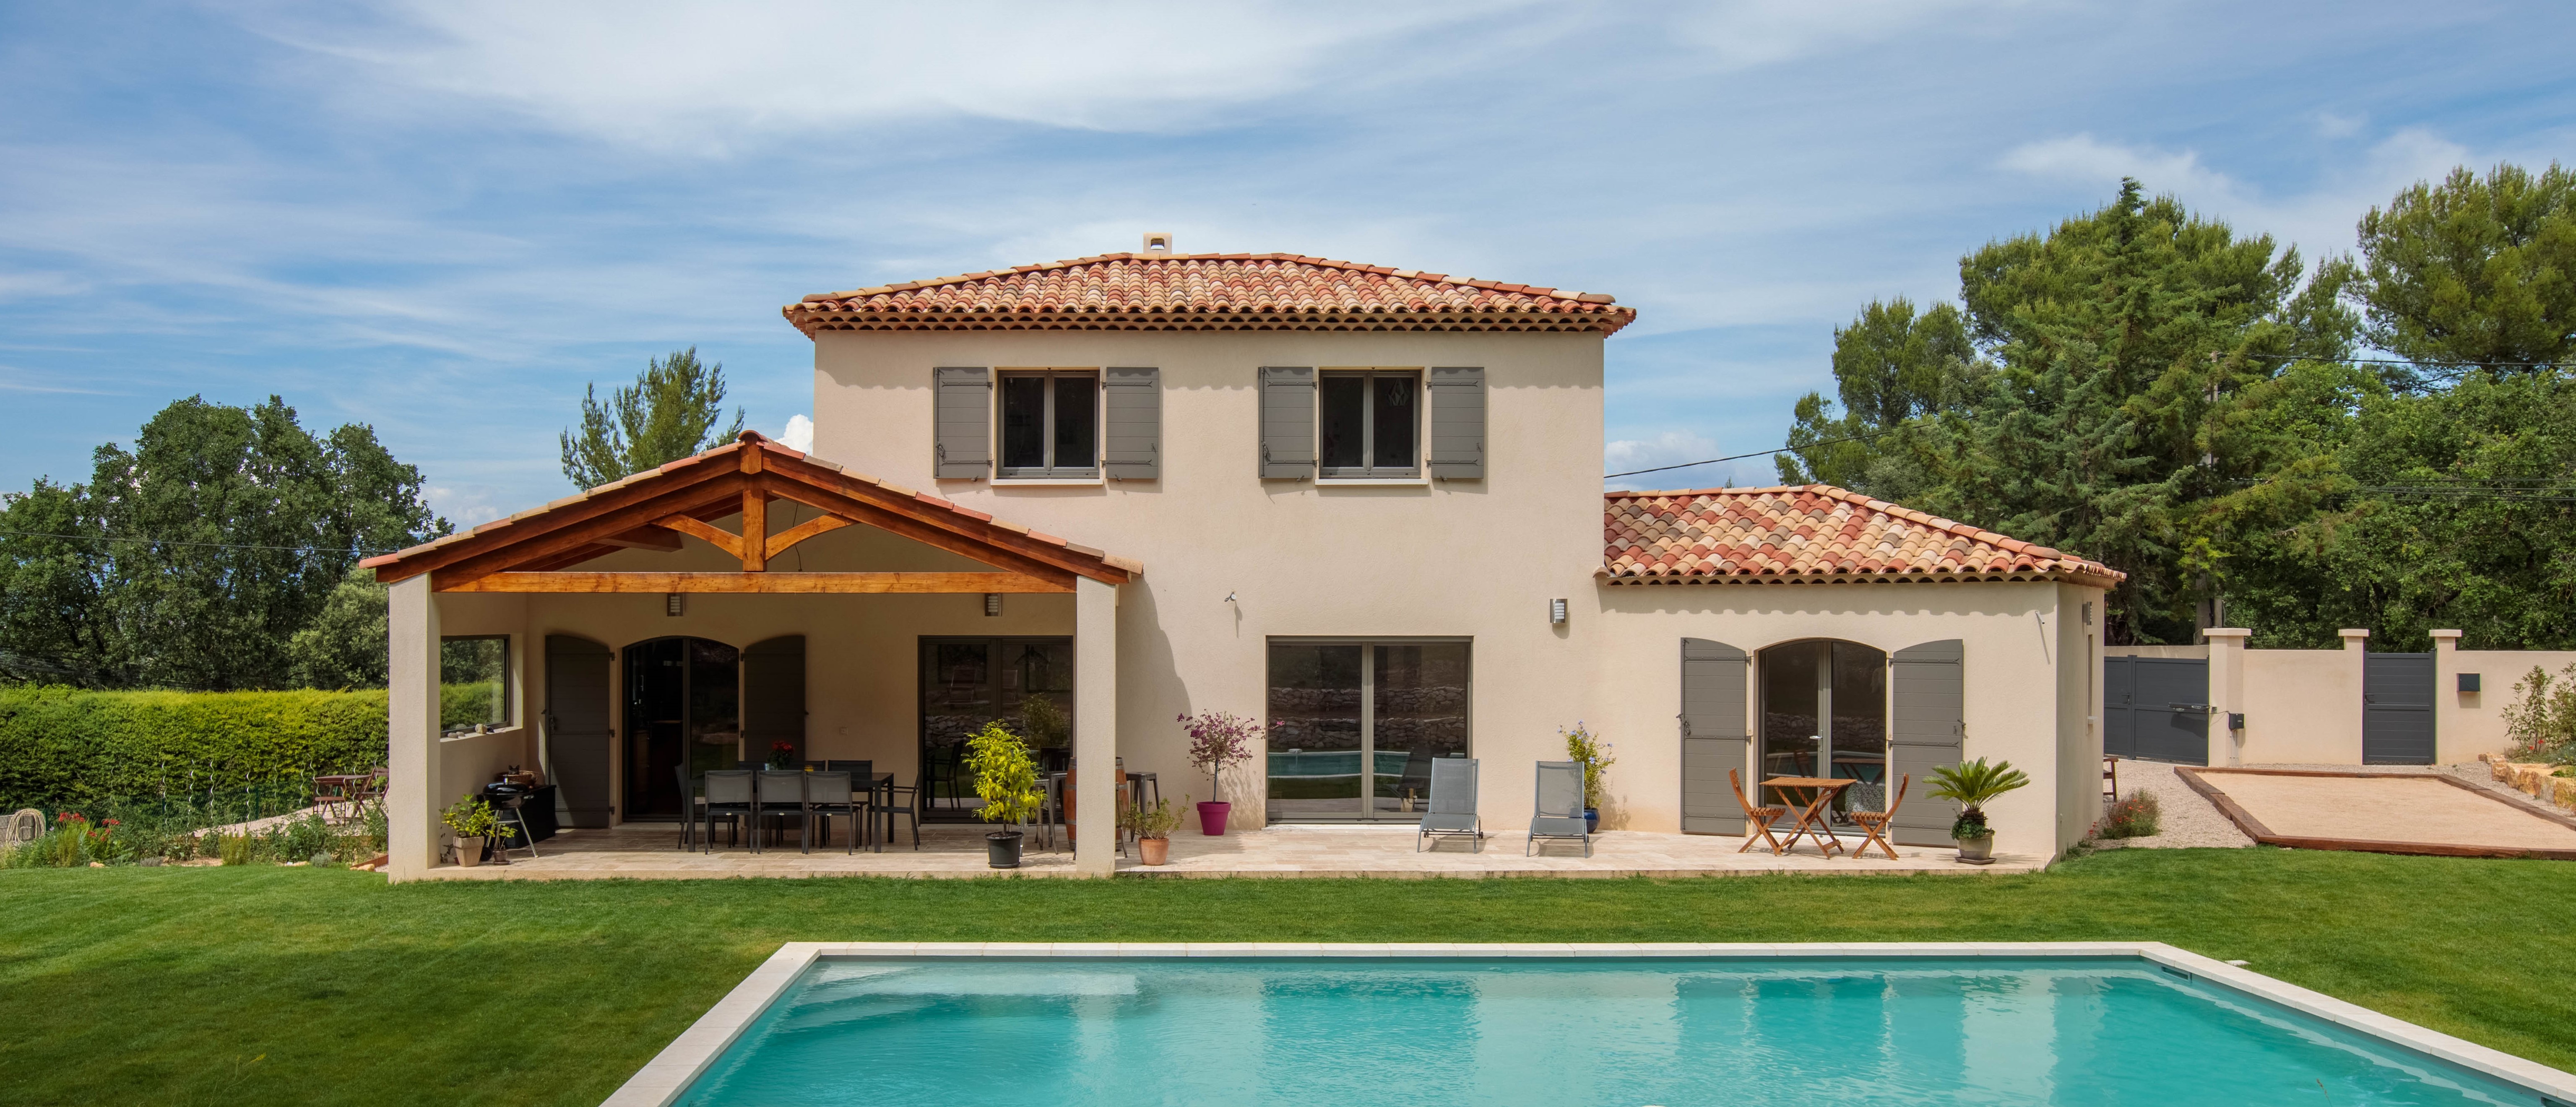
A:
[1415,755,1483,852]
[1527,759,1591,857]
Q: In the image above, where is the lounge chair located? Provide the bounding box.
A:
[1728,769,1787,855]
[1415,756,1483,852]
[1847,774,1908,860]
[1526,759,1591,857]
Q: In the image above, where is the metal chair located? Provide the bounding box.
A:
[1526,760,1591,857]
[804,770,859,854]
[756,769,811,853]
[673,764,697,851]
[873,763,922,852]
[702,770,754,852]
[1415,756,1482,852]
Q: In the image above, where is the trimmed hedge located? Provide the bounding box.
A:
[0,685,388,810]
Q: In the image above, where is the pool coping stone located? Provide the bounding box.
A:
[599,941,2576,1107]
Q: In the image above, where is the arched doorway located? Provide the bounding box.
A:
[1758,639,1888,826]
[624,637,740,821]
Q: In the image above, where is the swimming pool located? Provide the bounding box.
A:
[611,943,2576,1106]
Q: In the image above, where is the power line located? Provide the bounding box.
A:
[1606,428,1905,480]
[0,529,403,556]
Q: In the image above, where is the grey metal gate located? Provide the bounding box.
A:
[2364,652,2436,765]
[2103,656,2210,766]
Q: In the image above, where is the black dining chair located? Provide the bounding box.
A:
[673,764,697,851]
[702,769,753,852]
[805,770,858,854]
[873,764,922,852]
[755,769,811,852]
[824,761,874,845]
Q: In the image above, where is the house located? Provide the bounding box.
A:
[366,242,2120,881]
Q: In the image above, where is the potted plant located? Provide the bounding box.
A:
[965,720,1043,868]
[1926,756,2030,865]
[1179,710,1262,836]
[766,740,798,770]
[1120,796,1187,865]
[1562,722,1615,833]
[441,794,502,868]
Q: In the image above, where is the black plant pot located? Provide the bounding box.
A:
[986,830,1025,869]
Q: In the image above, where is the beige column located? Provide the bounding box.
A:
[2339,629,2371,765]
[385,577,442,882]
[2430,629,2463,764]
[2204,629,2250,767]
[1073,577,1119,877]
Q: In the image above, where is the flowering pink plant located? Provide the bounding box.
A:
[1177,710,1266,800]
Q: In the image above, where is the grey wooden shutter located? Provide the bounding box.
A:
[1103,366,1160,480]
[544,635,614,828]
[1890,639,1965,845]
[1258,366,1315,479]
[1679,637,1750,835]
[1428,366,1486,479]
[742,636,807,764]
[933,366,991,478]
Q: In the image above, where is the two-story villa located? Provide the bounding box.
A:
[368,242,2120,881]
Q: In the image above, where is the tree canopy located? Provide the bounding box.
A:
[559,347,746,488]
[0,396,444,690]
[2348,162,2576,375]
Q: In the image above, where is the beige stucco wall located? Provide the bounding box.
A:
[2437,637,2576,763]
[1585,579,2102,860]
[2235,642,2365,764]
[807,329,1608,832]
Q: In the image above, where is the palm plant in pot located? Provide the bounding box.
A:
[1120,796,1187,865]
[1179,710,1262,836]
[440,794,503,868]
[965,720,1043,868]
[1926,756,2030,865]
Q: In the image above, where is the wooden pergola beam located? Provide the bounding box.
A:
[435,572,1071,594]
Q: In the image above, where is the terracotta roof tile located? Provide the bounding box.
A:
[783,252,1634,337]
[1600,484,2123,587]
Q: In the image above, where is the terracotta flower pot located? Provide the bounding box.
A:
[1139,837,1170,865]
[454,837,486,868]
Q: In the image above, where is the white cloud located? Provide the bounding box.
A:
[424,483,505,527]
[778,413,812,453]
[1997,127,2473,262]
[1605,430,1732,488]
[258,1,1500,152]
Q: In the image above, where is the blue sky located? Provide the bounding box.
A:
[1,2,2568,526]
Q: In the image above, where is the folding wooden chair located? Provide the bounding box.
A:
[1846,774,1909,861]
[1728,769,1787,855]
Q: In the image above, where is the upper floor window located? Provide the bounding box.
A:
[998,369,1098,478]
[1319,370,1418,478]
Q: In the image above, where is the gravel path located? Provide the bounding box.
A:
[2090,759,2570,850]
[2089,760,2252,849]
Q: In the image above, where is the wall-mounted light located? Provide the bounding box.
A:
[984,593,1003,617]
[1548,598,1568,625]
[664,593,685,617]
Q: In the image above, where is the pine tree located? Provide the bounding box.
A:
[558,348,746,488]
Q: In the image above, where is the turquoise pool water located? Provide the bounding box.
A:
[674,957,2542,1106]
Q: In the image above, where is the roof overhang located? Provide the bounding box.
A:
[363,432,1139,594]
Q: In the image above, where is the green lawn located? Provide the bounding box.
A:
[3,847,2571,1106]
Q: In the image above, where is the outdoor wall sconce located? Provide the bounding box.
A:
[984,593,1003,617]
[2227,712,2246,731]
[2459,672,2482,693]
[1548,598,1568,625]
[664,593,684,617]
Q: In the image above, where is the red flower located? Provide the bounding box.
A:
[101,819,121,826]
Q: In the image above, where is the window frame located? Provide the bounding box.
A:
[1317,369,1422,480]
[1262,636,1472,824]
[994,368,1101,479]
[438,634,513,735]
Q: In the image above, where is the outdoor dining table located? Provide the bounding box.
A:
[1763,776,1855,857]
[695,772,895,850]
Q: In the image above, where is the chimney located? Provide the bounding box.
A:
[1142,232,1174,255]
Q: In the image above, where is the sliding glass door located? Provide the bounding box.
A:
[1266,639,1470,822]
